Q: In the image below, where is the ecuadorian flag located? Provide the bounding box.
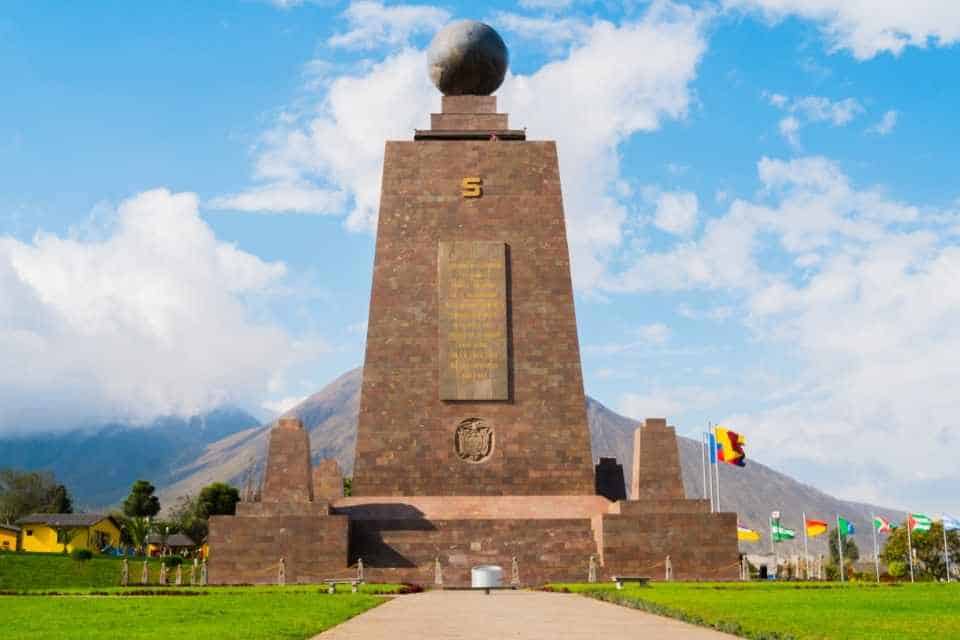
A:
[738,524,761,542]
[714,426,747,467]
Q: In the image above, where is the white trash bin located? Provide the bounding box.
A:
[471,565,503,590]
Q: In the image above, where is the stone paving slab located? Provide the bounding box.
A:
[316,590,735,639]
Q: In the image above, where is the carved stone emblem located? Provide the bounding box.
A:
[455,418,493,463]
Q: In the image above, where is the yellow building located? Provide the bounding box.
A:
[17,514,121,554]
[0,524,19,551]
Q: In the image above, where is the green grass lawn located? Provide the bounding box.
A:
[0,551,166,590]
[1,588,384,640]
[552,582,960,640]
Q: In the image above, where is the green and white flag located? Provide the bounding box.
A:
[909,514,932,532]
[771,522,796,542]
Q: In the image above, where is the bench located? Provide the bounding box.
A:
[322,578,363,594]
[611,576,650,590]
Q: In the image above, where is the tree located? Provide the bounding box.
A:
[121,480,160,555]
[881,522,960,581]
[0,469,72,523]
[168,494,206,545]
[123,480,160,519]
[828,526,860,567]
[46,484,73,514]
[196,483,240,518]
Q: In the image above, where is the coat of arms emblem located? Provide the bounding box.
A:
[455,418,494,463]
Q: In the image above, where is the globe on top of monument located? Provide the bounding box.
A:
[427,20,508,96]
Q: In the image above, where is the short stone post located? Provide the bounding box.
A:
[434,556,443,588]
[278,557,286,585]
[121,558,129,587]
[357,557,364,583]
[175,564,183,586]
[190,558,198,586]
[159,562,168,585]
[201,560,208,586]
[741,555,749,581]
[665,555,673,581]
[141,560,149,585]
[588,555,597,584]
[511,556,520,587]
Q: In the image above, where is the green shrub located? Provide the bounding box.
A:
[70,549,93,562]
[162,556,183,568]
[888,560,907,578]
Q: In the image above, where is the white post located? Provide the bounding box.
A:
[872,515,880,584]
[943,523,952,583]
[907,513,915,583]
[836,514,845,583]
[802,512,810,580]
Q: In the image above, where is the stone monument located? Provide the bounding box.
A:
[208,20,739,586]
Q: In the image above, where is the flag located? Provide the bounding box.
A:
[738,524,761,542]
[942,515,960,532]
[805,518,828,538]
[909,514,932,532]
[873,516,892,534]
[708,432,719,465]
[714,426,746,467]
[838,518,856,536]
[771,521,796,542]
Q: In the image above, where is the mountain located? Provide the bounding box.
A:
[161,367,900,554]
[0,407,260,508]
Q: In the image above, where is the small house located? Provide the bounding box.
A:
[146,532,197,557]
[16,514,121,554]
[0,524,19,551]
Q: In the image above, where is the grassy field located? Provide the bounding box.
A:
[1,588,384,640]
[0,551,167,590]
[552,582,960,640]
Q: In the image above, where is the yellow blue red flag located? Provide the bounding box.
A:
[714,426,746,467]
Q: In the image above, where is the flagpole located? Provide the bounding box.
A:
[711,423,722,512]
[907,512,915,583]
[836,514,845,583]
[872,514,880,584]
[700,432,710,511]
[943,520,951,583]
[802,511,810,581]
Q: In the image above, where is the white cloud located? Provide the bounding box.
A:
[653,191,699,235]
[493,12,592,46]
[260,394,310,416]
[868,109,899,135]
[607,155,960,509]
[328,1,450,50]
[726,0,960,59]
[636,322,671,345]
[766,93,864,146]
[209,183,346,214]
[0,189,319,432]
[218,1,709,289]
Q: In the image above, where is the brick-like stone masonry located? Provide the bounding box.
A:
[352,95,595,497]
[209,97,739,586]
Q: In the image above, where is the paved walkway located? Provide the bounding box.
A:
[316,590,734,639]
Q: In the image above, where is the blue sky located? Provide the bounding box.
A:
[2,1,959,512]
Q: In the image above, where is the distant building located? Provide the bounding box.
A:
[16,514,121,554]
[0,524,20,551]
[146,532,197,557]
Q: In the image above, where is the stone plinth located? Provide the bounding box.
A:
[313,459,344,501]
[262,417,313,503]
[208,418,348,584]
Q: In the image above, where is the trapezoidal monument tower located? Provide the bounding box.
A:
[210,20,739,587]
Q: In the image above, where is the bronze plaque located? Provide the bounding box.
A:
[438,241,508,400]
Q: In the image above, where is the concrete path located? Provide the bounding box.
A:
[316,590,734,639]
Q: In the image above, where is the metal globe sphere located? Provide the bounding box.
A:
[427,21,508,96]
